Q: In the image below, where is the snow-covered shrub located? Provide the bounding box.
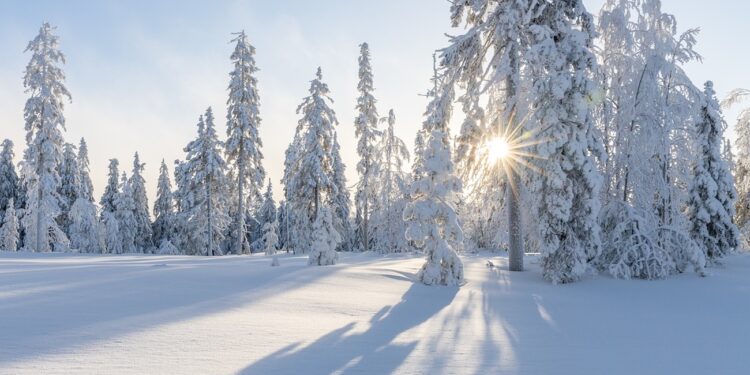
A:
[157,239,180,255]
[308,208,340,266]
[656,227,706,276]
[1,198,19,251]
[68,198,101,253]
[102,211,121,254]
[599,202,675,280]
[263,221,279,256]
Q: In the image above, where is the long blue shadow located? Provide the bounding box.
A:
[239,282,458,375]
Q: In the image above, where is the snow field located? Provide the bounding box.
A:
[1,251,749,374]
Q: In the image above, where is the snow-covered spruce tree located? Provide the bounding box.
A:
[257,180,277,228]
[129,152,153,251]
[353,43,381,253]
[404,128,465,286]
[277,200,289,250]
[282,68,339,254]
[687,82,739,260]
[68,197,100,253]
[523,1,603,283]
[309,207,341,266]
[225,30,265,255]
[245,180,275,252]
[329,134,354,252]
[100,158,120,218]
[101,210,121,254]
[0,139,19,219]
[411,129,426,183]
[1,198,19,251]
[58,142,81,235]
[404,69,464,286]
[262,220,279,256]
[152,159,175,247]
[115,172,137,253]
[373,110,411,253]
[171,159,191,252]
[184,108,230,256]
[77,138,94,203]
[20,23,71,252]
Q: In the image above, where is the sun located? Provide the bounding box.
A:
[487,137,511,162]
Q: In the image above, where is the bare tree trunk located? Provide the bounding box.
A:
[236,159,245,255]
[508,171,524,271]
[363,197,369,252]
[36,107,45,252]
[507,44,524,272]
[207,182,213,256]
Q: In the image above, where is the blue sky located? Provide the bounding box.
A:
[1,0,749,203]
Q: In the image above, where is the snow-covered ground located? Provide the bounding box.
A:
[0,251,749,375]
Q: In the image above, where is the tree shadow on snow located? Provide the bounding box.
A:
[239,282,458,375]
[0,254,342,366]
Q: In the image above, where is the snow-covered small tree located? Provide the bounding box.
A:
[101,210,121,254]
[599,202,675,279]
[373,109,411,253]
[404,70,464,285]
[58,142,81,235]
[1,198,19,251]
[0,140,18,219]
[257,180,277,228]
[157,239,180,255]
[129,152,153,251]
[68,197,100,253]
[687,81,739,260]
[308,208,340,266]
[411,130,426,182]
[115,172,138,253]
[405,130,464,285]
[100,159,120,217]
[225,30,265,255]
[0,140,19,251]
[353,42,381,253]
[20,23,71,252]
[171,159,193,253]
[283,68,340,254]
[262,220,279,255]
[152,159,175,247]
[329,134,354,252]
[184,108,231,256]
[277,200,289,250]
[77,138,94,203]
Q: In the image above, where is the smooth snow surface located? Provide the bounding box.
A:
[0,251,749,374]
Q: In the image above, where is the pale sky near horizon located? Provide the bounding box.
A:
[1,0,749,206]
